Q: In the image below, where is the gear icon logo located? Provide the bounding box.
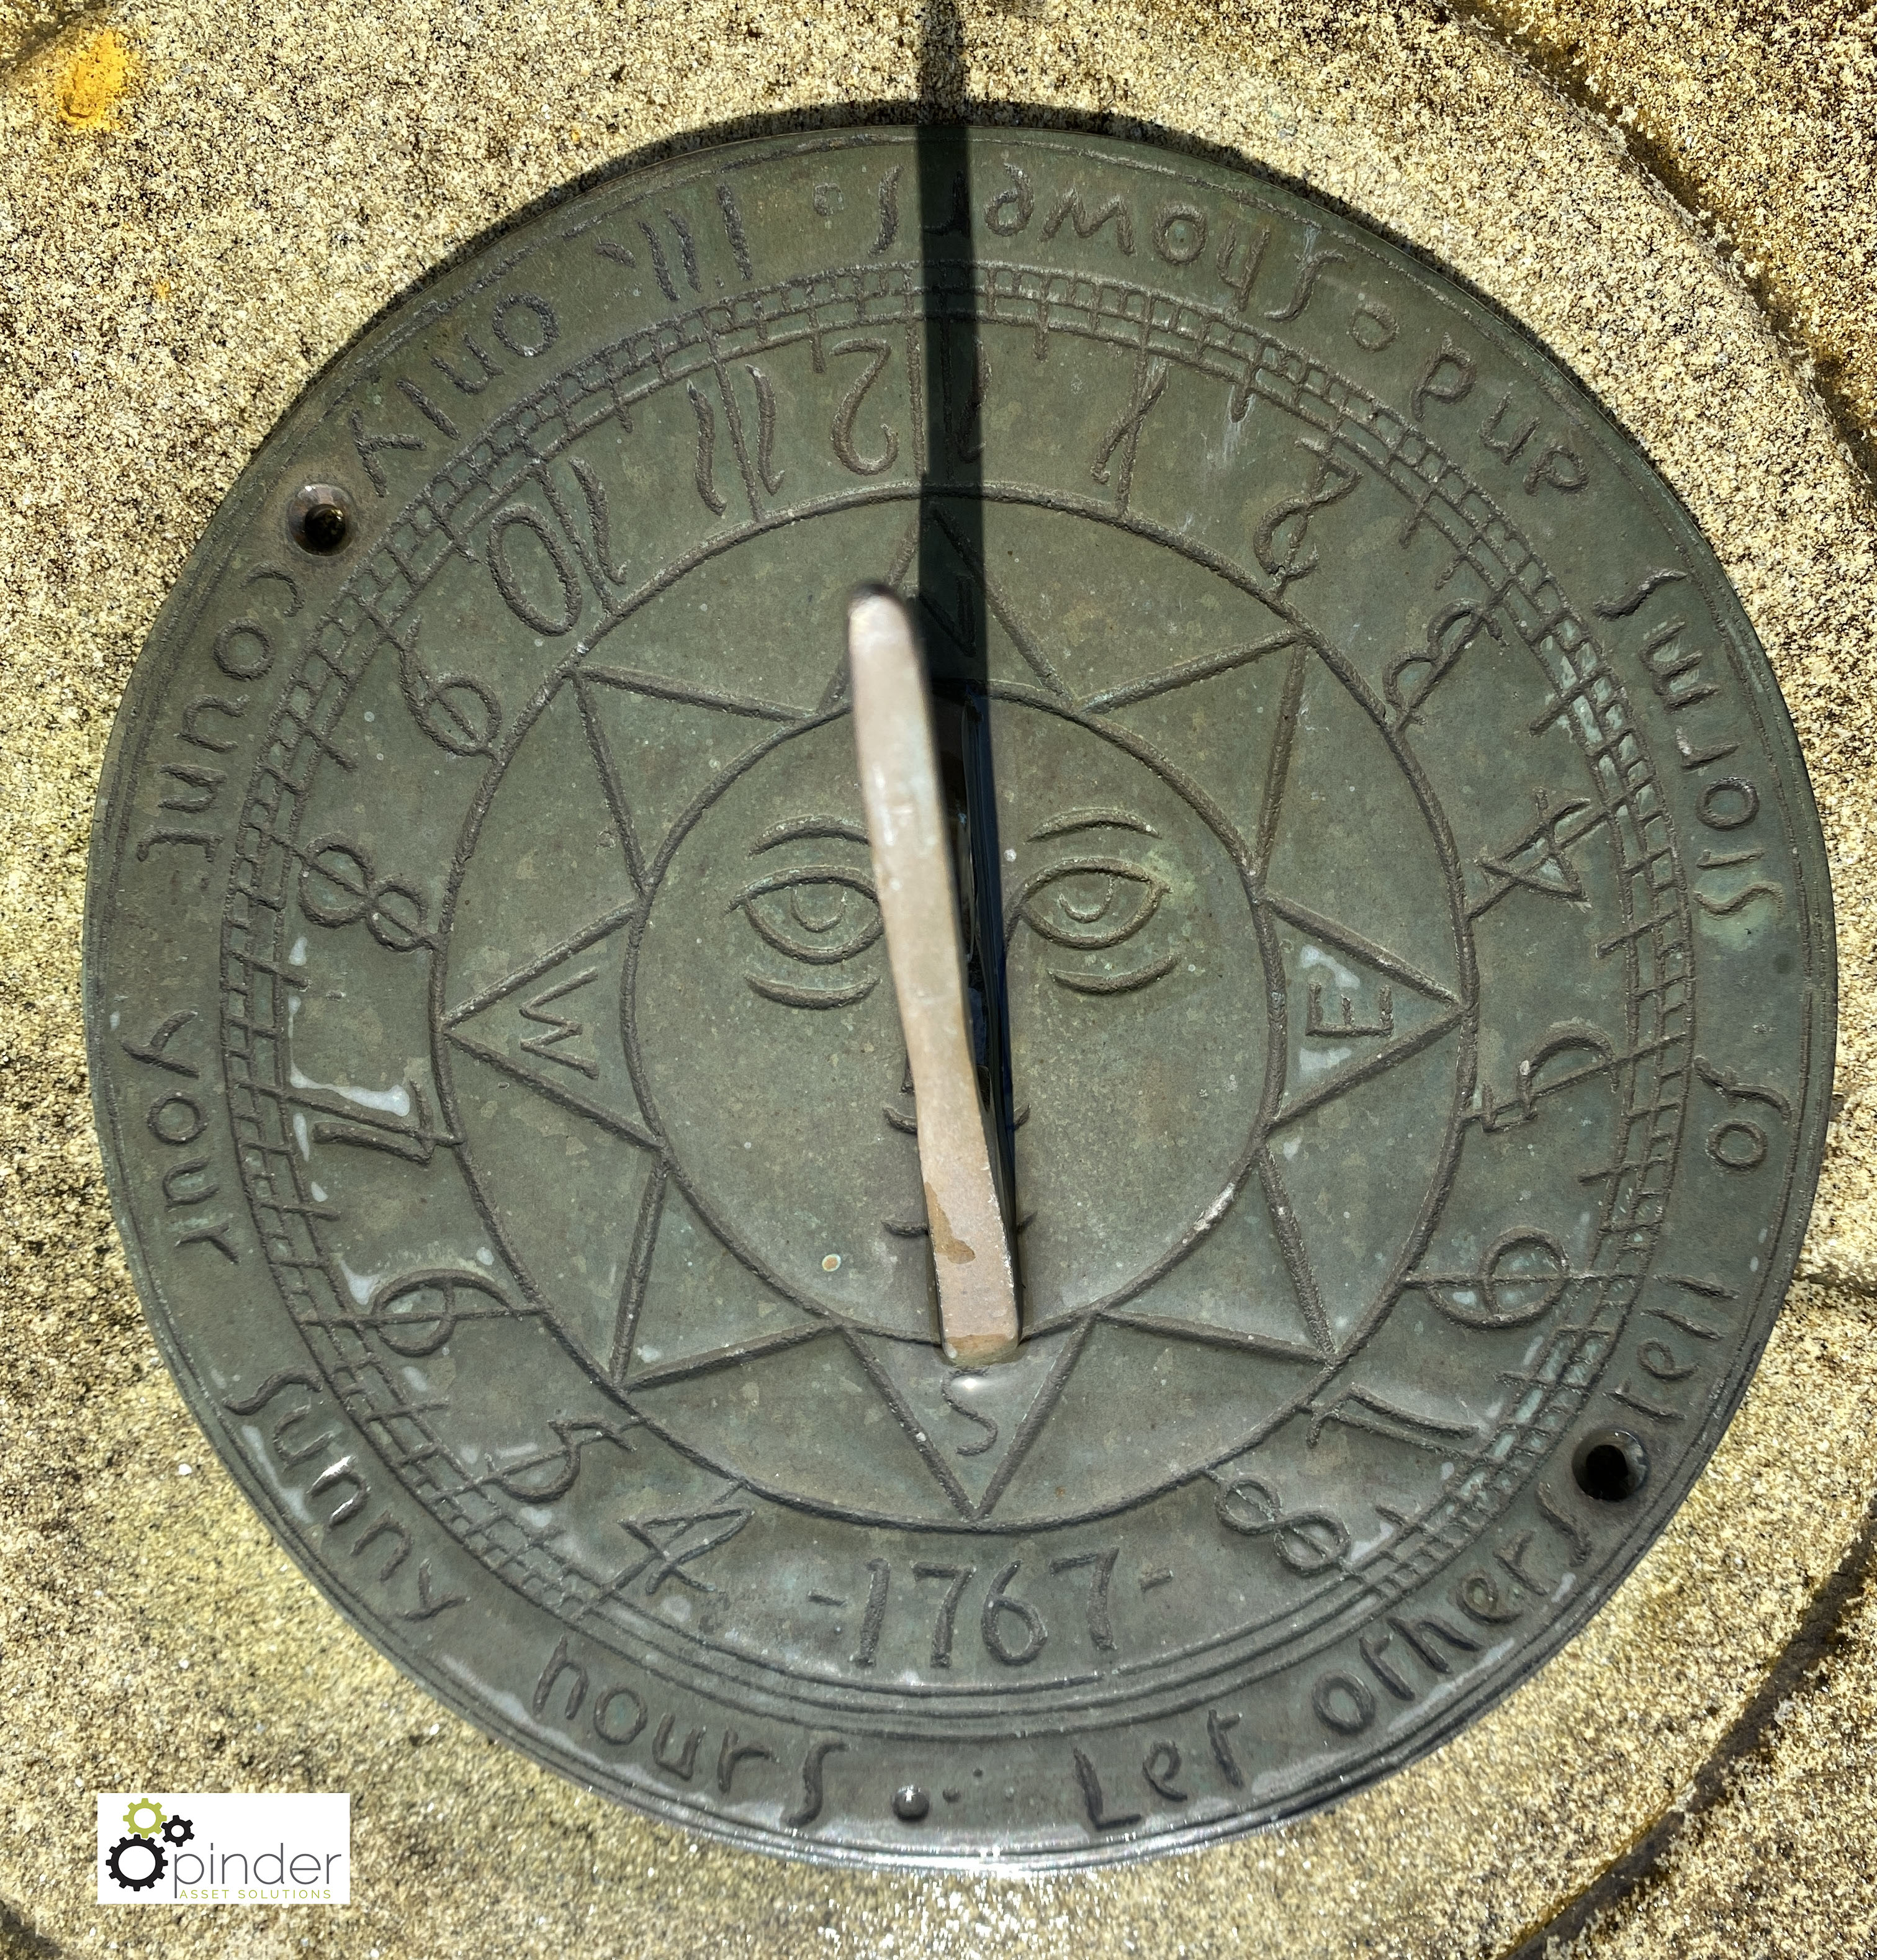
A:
[104,1797,196,1895]
[106,1835,166,1892]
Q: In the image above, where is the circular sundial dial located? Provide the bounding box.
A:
[84,125,1834,1867]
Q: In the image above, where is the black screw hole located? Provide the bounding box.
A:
[891,1784,930,1822]
[1572,1428,1648,1503]
[287,483,354,556]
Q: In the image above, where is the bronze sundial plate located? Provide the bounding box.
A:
[84,125,1834,1868]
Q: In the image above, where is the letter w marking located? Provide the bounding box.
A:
[519,968,599,1077]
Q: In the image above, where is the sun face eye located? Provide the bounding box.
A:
[734,866,883,966]
[1017,856,1167,950]
[1014,854,1178,997]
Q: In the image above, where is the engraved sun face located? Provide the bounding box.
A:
[631,698,1269,1337]
[434,488,1473,1536]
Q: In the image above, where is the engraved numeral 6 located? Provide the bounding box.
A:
[398,632,501,759]
[981,1562,1047,1666]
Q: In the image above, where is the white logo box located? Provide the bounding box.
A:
[97,1793,350,1906]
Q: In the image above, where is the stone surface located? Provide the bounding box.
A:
[2,0,1874,1954]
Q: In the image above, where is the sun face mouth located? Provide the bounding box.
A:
[631,695,1271,1341]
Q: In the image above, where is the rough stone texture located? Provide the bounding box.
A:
[1471,1,1877,499]
[1,1,1873,1956]
[1577,1550,1877,1958]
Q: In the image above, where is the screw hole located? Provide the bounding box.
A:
[287,483,354,556]
[1572,1428,1648,1503]
[891,1784,929,1822]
